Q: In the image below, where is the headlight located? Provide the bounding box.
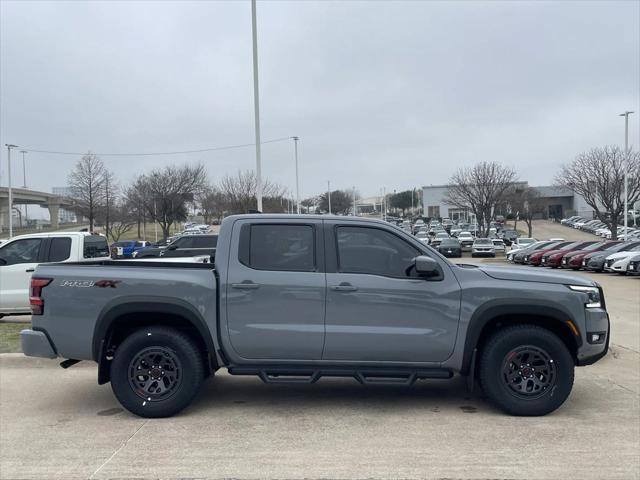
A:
[132,251,138,258]
[568,285,602,308]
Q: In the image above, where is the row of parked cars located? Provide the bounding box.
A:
[395,218,530,258]
[506,238,640,275]
[561,215,640,241]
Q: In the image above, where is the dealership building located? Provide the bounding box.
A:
[421,183,595,221]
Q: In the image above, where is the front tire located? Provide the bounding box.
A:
[110,327,205,418]
[479,325,574,416]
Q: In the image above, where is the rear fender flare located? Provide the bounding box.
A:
[92,296,218,375]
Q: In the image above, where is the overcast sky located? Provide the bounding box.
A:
[1,0,639,204]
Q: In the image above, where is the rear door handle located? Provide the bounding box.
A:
[330,282,358,292]
[231,281,260,290]
[25,268,35,273]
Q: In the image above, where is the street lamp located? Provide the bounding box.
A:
[327,180,332,214]
[251,0,263,212]
[619,111,634,241]
[292,136,300,214]
[4,144,18,238]
[20,150,28,224]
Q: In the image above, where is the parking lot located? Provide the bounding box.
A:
[1,221,639,480]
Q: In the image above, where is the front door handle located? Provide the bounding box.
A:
[25,268,35,273]
[330,282,358,292]
[231,281,260,290]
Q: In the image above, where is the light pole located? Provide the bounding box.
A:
[352,187,357,216]
[327,181,331,214]
[5,144,18,237]
[20,150,28,224]
[292,136,300,214]
[620,111,634,241]
[251,0,263,212]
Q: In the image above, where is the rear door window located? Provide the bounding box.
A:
[244,224,315,271]
[48,237,72,262]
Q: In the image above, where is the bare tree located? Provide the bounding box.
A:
[108,199,137,242]
[520,188,547,237]
[556,145,640,239]
[300,196,318,214]
[445,162,518,236]
[197,186,227,223]
[132,163,207,240]
[98,171,118,240]
[218,170,286,214]
[67,153,108,231]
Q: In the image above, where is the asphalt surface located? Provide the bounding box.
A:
[1,220,638,480]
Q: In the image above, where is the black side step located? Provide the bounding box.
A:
[227,365,453,386]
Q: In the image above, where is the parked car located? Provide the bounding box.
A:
[560,241,620,270]
[512,241,562,264]
[513,237,536,248]
[501,229,518,245]
[471,238,495,257]
[415,231,430,243]
[0,232,110,317]
[110,240,153,259]
[604,247,640,274]
[458,231,474,251]
[21,214,610,418]
[583,241,640,272]
[525,241,575,266]
[626,254,640,275]
[540,241,598,268]
[492,239,506,253]
[437,238,462,258]
[430,232,450,248]
[133,234,218,259]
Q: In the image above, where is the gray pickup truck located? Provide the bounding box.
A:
[21,214,609,418]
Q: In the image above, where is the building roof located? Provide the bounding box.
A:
[532,186,574,198]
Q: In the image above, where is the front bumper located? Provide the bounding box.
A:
[20,329,57,359]
[576,309,610,366]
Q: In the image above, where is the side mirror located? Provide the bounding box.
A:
[167,244,178,250]
[0,258,6,266]
[414,255,441,277]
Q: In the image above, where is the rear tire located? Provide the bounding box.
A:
[110,327,204,418]
[479,324,574,416]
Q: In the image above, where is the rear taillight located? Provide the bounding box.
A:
[30,278,52,315]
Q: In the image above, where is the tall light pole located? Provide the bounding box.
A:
[327,181,331,214]
[5,144,18,238]
[352,186,357,216]
[620,111,634,241]
[251,0,263,212]
[20,150,28,224]
[292,136,300,214]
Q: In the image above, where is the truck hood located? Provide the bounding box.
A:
[470,264,595,286]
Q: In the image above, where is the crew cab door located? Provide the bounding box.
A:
[225,219,325,360]
[0,238,45,313]
[322,222,461,363]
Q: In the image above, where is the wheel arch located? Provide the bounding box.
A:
[460,303,581,375]
[93,298,217,384]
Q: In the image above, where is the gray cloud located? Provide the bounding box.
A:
[1,0,638,206]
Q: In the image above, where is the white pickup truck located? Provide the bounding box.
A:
[0,232,110,317]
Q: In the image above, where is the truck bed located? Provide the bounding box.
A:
[30,262,218,362]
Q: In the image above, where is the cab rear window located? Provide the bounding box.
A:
[83,236,109,258]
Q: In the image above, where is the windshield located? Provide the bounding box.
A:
[475,239,492,245]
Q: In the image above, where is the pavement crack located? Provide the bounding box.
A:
[89,419,148,479]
